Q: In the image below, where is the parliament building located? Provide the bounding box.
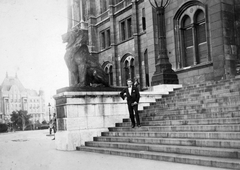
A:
[66,0,240,88]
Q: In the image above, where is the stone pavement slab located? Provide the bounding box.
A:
[0,130,229,170]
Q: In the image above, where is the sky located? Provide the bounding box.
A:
[0,0,69,105]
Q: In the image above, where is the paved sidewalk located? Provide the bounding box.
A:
[0,130,229,170]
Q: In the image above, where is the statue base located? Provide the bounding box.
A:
[151,68,179,86]
[53,87,128,150]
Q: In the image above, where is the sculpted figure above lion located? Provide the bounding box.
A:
[62,28,109,87]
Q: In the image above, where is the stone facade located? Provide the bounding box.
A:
[0,73,46,124]
[67,0,240,87]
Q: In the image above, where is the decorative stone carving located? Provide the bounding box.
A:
[62,28,109,87]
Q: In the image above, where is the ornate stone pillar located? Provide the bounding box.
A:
[149,0,178,85]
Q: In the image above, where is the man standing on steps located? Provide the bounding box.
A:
[120,79,141,128]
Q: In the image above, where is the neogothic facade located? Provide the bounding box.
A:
[67,0,240,88]
[0,73,46,124]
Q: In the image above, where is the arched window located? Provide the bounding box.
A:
[109,65,113,85]
[102,61,113,86]
[182,15,193,67]
[142,8,146,31]
[144,49,149,87]
[124,60,130,82]
[121,54,135,86]
[174,2,209,69]
[130,58,135,80]
[195,10,207,64]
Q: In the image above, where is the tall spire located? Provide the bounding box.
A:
[6,72,8,78]
[15,72,18,78]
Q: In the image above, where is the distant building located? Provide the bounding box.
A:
[0,73,46,124]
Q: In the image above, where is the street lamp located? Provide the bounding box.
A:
[48,103,51,122]
[149,0,178,85]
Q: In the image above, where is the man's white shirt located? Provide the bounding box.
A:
[128,87,132,95]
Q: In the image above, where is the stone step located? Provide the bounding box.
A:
[117,118,240,127]
[154,102,240,111]
[159,88,231,100]
[141,107,240,118]
[77,146,240,169]
[156,91,240,105]
[141,108,200,117]
[84,141,240,159]
[142,117,240,126]
[94,136,240,149]
[109,124,240,132]
[102,131,240,140]
[139,111,240,121]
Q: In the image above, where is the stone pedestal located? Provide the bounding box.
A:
[54,88,130,150]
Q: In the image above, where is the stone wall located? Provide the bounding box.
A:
[53,89,165,150]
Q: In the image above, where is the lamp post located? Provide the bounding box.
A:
[149,0,178,85]
[48,103,51,122]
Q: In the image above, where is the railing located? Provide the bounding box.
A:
[97,9,109,23]
[100,10,109,20]
[125,0,132,6]
[97,0,133,22]
[115,0,132,13]
[115,1,124,13]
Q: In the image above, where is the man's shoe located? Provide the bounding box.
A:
[52,138,55,140]
[131,125,135,128]
[137,124,141,127]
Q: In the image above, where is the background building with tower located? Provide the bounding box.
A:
[0,73,47,125]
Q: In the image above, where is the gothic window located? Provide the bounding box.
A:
[100,28,111,50]
[120,16,132,42]
[120,21,126,41]
[174,2,209,69]
[182,15,193,67]
[109,66,113,85]
[121,54,135,86]
[127,18,132,38]
[103,62,114,86]
[142,8,146,31]
[144,50,150,87]
[100,31,106,49]
[195,10,207,63]
[106,29,111,47]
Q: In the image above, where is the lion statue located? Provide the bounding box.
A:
[62,28,109,87]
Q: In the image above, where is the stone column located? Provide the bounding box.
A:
[149,0,178,85]
[222,1,236,79]
[109,1,120,86]
[209,0,236,80]
[67,0,73,30]
[132,0,142,89]
[86,0,97,54]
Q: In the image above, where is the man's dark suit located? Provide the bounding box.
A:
[120,86,140,127]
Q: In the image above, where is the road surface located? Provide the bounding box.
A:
[0,130,228,170]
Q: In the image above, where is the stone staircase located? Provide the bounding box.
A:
[77,78,240,169]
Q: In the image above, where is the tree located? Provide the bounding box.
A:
[42,120,47,125]
[10,110,32,131]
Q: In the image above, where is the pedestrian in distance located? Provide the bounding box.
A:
[49,120,53,135]
[120,79,141,128]
[133,77,140,89]
[52,113,57,140]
